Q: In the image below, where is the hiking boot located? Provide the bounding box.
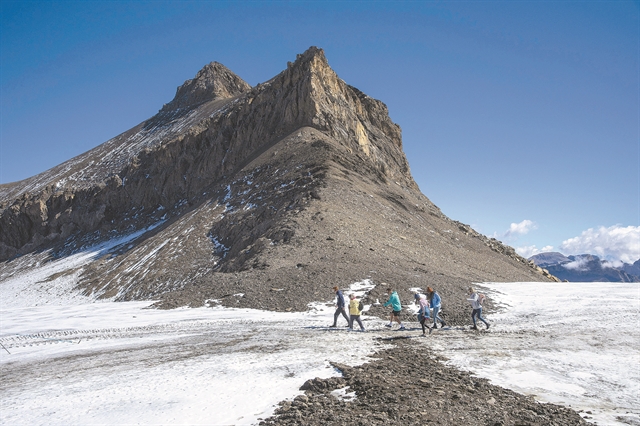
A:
[429,327,433,335]
[471,325,478,330]
[385,323,393,328]
[329,324,337,328]
[441,321,447,328]
[399,325,406,331]
[486,323,490,330]
[347,328,353,331]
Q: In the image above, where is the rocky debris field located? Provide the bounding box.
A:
[148,137,540,326]
[261,338,588,426]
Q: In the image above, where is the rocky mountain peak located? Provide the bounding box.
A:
[261,46,412,188]
[0,47,556,307]
[286,46,329,72]
[161,61,251,112]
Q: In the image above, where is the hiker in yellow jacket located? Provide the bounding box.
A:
[348,294,366,332]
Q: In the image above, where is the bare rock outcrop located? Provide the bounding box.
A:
[161,61,251,111]
[0,61,252,260]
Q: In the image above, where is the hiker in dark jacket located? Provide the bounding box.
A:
[330,286,350,327]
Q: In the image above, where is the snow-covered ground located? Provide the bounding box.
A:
[0,300,389,425]
[429,281,640,426]
[1,241,638,425]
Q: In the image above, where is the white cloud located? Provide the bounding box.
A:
[504,220,537,238]
[561,225,640,264]
[563,257,589,271]
[515,245,554,259]
[602,259,624,269]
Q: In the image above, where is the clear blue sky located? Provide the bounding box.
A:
[1,1,639,263]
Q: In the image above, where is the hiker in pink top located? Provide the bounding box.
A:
[414,293,432,336]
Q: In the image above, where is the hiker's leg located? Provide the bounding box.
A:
[432,306,440,327]
[341,308,350,323]
[333,308,340,326]
[477,307,489,326]
[355,316,364,330]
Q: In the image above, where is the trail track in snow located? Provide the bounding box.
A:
[0,320,236,349]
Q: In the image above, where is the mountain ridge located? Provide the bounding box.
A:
[0,47,415,261]
[0,47,557,321]
[529,252,640,282]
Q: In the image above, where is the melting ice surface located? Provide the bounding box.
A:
[0,276,386,425]
[0,301,390,426]
[429,281,640,426]
[0,239,638,426]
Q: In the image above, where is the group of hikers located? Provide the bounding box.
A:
[330,284,491,335]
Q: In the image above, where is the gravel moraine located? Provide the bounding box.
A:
[261,337,588,426]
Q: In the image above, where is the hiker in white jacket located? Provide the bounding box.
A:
[467,287,490,330]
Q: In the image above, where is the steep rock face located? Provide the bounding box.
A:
[0,63,252,261]
[278,48,411,188]
[0,47,413,262]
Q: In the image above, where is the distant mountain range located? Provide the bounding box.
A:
[529,252,640,282]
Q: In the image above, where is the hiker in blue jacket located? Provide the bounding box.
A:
[330,286,350,327]
[383,287,406,330]
[427,287,447,329]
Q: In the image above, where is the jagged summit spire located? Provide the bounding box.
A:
[286,46,328,69]
[162,62,251,111]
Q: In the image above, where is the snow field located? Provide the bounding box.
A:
[426,281,640,426]
[1,237,638,426]
[1,284,389,426]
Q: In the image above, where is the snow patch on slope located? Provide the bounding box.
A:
[0,223,164,308]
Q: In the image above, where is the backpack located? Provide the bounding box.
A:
[358,300,364,312]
